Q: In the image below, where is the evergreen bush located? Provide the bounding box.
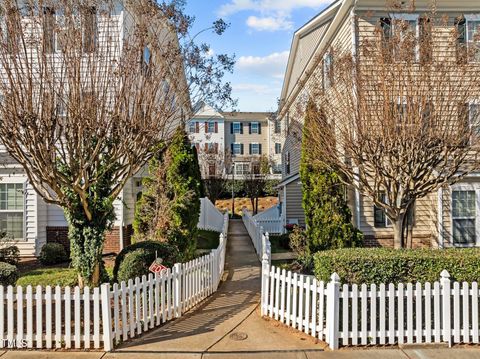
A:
[0,262,18,286]
[39,243,69,265]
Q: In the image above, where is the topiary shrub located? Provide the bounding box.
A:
[314,248,480,285]
[0,262,18,286]
[113,241,179,282]
[0,245,19,265]
[38,243,69,265]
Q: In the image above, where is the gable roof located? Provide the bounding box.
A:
[192,102,224,119]
[221,112,272,122]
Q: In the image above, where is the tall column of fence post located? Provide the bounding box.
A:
[100,284,113,351]
[326,273,340,350]
[174,263,182,318]
[259,226,264,256]
[261,253,270,316]
[265,232,270,265]
[440,270,451,346]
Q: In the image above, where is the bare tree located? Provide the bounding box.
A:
[0,0,235,285]
[304,5,480,248]
[197,145,231,204]
[244,155,271,214]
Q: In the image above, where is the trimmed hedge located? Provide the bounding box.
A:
[313,248,480,285]
[0,262,18,286]
[39,243,69,265]
[0,245,19,265]
[113,241,179,282]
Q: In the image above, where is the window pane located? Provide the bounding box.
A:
[452,190,476,217]
[453,219,476,245]
[0,212,23,239]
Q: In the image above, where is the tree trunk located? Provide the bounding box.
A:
[392,213,405,249]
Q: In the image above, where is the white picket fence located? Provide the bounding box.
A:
[0,212,229,351]
[198,198,225,232]
[253,206,283,234]
[242,208,271,262]
[262,262,480,350]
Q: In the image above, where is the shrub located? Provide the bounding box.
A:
[0,262,18,286]
[314,248,480,285]
[0,245,19,265]
[38,243,69,265]
[113,241,179,282]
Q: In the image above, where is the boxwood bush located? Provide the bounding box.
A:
[113,241,179,282]
[313,248,480,285]
[0,262,18,286]
[39,243,69,265]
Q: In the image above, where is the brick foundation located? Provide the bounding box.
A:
[46,225,133,254]
[364,234,433,248]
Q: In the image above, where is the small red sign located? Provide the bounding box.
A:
[149,262,168,274]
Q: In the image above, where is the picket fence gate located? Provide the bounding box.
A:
[0,212,229,351]
[262,261,480,349]
[242,208,271,262]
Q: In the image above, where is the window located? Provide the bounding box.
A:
[392,15,418,62]
[0,183,24,239]
[250,122,260,134]
[231,122,242,134]
[3,8,19,54]
[285,151,290,175]
[208,163,216,177]
[43,7,55,54]
[374,192,391,228]
[274,119,281,134]
[323,52,334,89]
[142,47,151,75]
[231,143,243,156]
[207,143,218,154]
[235,163,250,175]
[275,143,282,154]
[272,164,282,174]
[380,17,392,59]
[459,104,480,145]
[250,143,261,155]
[206,121,216,133]
[419,17,432,63]
[82,7,97,53]
[466,16,480,62]
[452,190,476,245]
[188,121,196,134]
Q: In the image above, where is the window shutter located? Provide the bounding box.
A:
[204,122,208,133]
[230,123,233,134]
[455,17,467,63]
[195,122,199,133]
[249,144,252,154]
[240,123,244,134]
[249,123,252,134]
[259,144,262,155]
[241,144,244,155]
[215,143,219,154]
[258,123,262,134]
[231,143,234,154]
[215,122,218,133]
[205,143,208,152]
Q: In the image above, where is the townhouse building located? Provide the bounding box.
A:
[188,103,283,179]
[0,1,189,257]
[277,0,480,246]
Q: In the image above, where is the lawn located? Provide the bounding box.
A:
[197,229,220,250]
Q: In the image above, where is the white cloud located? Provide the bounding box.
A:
[246,15,293,31]
[236,51,290,79]
[218,0,332,17]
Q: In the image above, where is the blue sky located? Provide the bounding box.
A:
[185,0,333,112]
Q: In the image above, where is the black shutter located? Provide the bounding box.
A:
[240,123,244,134]
[231,143,234,154]
[249,144,252,154]
[258,123,262,134]
[240,144,244,155]
[249,123,252,134]
[230,123,233,134]
[259,144,262,155]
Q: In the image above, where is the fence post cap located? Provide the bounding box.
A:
[330,272,340,283]
[440,270,450,279]
[262,252,269,262]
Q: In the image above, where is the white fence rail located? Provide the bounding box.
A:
[0,213,229,351]
[198,198,224,232]
[242,208,271,262]
[253,206,283,234]
[262,262,480,350]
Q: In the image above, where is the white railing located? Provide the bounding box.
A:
[262,262,480,350]
[0,213,229,351]
[242,208,271,263]
[198,197,225,232]
[253,206,283,234]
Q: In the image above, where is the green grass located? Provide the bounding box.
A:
[271,259,296,271]
[197,229,220,250]
[17,267,79,287]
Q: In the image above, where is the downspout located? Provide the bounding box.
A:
[119,191,124,252]
[438,187,444,248]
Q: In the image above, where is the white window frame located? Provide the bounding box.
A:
[390,13,420,62]
[250,143,260,155]
[232,143,242,155]
[451,183,480,247]
[206,121,216,133]
[235,163,250,175]
[465,14,480,63]
[0,181,26,240]
[250,122,260,134]
[275,143,282,154]
[188,121,196,134]
[232,122,241,134]
[468,102,480,142]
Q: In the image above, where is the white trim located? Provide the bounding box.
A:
[450,184,480,247]
[464,14,480,21]
[390,13,419,21]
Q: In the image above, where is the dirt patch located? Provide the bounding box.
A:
[216,197,278,216]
